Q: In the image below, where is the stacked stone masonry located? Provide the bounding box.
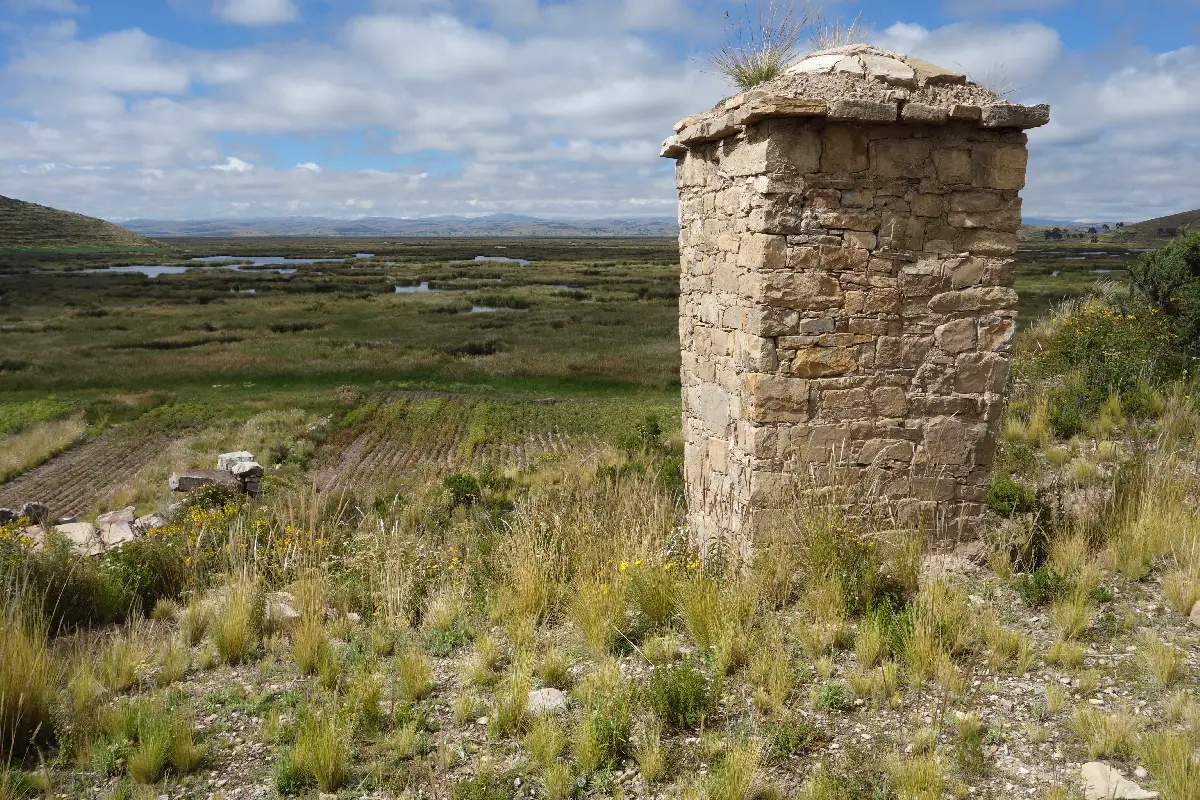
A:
[665,45,1048,557]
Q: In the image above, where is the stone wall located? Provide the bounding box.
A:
[676,115,1032,557]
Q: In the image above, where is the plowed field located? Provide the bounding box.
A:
[0,426,169,517]
[310,395,594,494]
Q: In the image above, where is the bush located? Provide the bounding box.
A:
[987,473,1037,518]
[1016,564,1072,607]
[1129,229,1200,348]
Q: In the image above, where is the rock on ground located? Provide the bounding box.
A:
[96,506,137,548]
[1081,762,1159,800]
[526,688,568,715]
[170,470,239,492]
[217,451,256,472]
[53,521,104,557]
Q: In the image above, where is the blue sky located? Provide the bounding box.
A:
[0,0,1197,222]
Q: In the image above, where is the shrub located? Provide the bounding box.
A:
[765,716,826,758]
[1128,229,1200,348]
[647,654,720,730]
[1017,564,1072,607]
[988,473,1037,518]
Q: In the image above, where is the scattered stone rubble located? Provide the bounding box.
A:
[3,450,263,557]
[665,44,1046,555]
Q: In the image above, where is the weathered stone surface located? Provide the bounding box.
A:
[231,461,265,480]
[217,451,255,472]
[791,348,858,377]
[1080,762,1159,800]
[860,54,916,88]
[980,103,1050,129]
[96,506,137,548]
[134,513,168,534]
[170,470,238,493]
[900,103,949,124]
[745,374,809,423]
[1189,599,1199,627]
[934,318,977,353]
[54,522,104,557]
[828,99,897,123]
[527,688,569,715]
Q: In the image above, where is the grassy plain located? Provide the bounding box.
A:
[2,236,1197,800]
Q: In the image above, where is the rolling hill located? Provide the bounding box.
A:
[1123,208,1200,237]
[0,195,159,250]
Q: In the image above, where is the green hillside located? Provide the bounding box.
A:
[1121,207,1200,238]
[0,195,159,251]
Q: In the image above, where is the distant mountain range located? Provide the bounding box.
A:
[121,214,681,238]
[1,195,159,249]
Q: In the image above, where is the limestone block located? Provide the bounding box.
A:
[921,417,974,466]
[818,211,878,231]
[876,336,932,369]
[873,139,932,179]
[846,231,878,250]
[911,194,946,217]
[827,99,897,123]
[858,439,915,464]
[933,150,972,184]
[980,104,1050,130]
[873,386,908,416]
[737,233,788,269]
[748,271,843,309]
[928,287,1018,313]
[906,56,966,86]
[819,245,870,272]
[734,332,781,372]
[900,103,949,124]
[744,374,809,423]
[972,146,1028,190]
[821,126,870,173]
[949,209,1021,232]
[217,451,255,472]
[934,318,977,353]
[955,352,1009,394]
[978,314,1016,352]
[790,347,858,377]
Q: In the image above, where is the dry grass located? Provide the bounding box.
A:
[0,607,55,758]
[710,0,818,89]
[1071,707,1140,759]
[0,416,87,483]
[212,581,262,665]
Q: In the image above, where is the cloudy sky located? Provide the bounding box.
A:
[0,0,1197,223]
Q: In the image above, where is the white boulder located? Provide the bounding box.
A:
[1081,762,1159,800]
[96,506,137,548]
[53,522,104,557]
[526,688,568,715]
[217,451,255,472]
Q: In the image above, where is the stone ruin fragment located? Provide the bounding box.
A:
[662,45,1048,556]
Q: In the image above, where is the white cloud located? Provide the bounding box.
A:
[211,156,255,172]
[213,0,298,26]
[1,7,1197,223]
[872,21,1062,92]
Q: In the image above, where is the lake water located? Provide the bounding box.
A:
[80,253,375,278]
[395,282,439,294]
[453,256,531,266]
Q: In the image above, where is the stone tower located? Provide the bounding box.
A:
[662,45,1048,556]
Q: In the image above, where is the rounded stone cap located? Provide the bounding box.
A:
[662,44,1049,158]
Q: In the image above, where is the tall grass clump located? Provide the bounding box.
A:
[710,0,817,89]
[212,581,263,665]
[0,605,55,758]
